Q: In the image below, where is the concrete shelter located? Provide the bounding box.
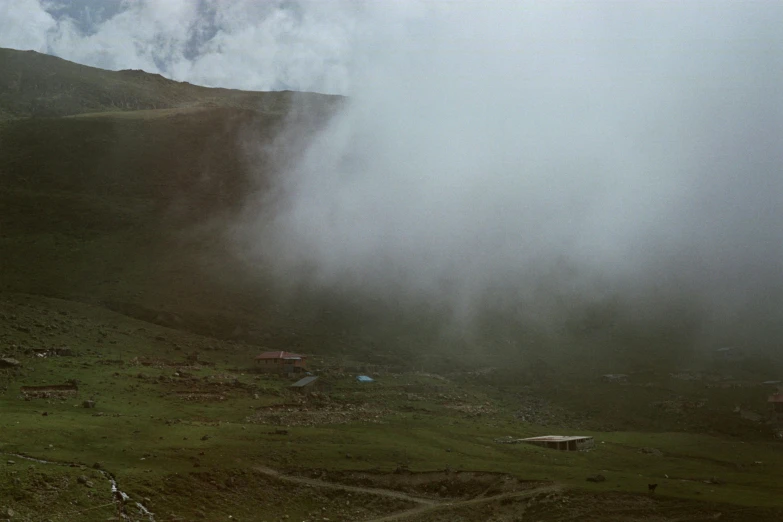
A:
[521,435,594,451]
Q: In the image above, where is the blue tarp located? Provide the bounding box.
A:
[356,375,374,382]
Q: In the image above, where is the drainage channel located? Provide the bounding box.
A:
[1,451,155,521]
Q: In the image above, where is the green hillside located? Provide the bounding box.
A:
[0,49,441,370]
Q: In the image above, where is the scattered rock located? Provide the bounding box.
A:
[82,400,96,409]
[739,409,763,422]
[638,447,663,457]
[586,474,606,482]
[200,435,210,441]
[515,396,586,428]
[92,462,102,470]
[0,357,21,368]
[77,475,89,484]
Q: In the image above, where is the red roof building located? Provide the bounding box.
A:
[254,351,307,374]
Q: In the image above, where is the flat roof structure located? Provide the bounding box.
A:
[521,435,594,451]
[290,376,319,388]
[522,436,588,442]
[255,351,305,361]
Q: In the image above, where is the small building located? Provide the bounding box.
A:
[356,375,374,383]
[769,393,783,423]
[255,351,307,374]
[290,376,331,393]
[521,435,595,451]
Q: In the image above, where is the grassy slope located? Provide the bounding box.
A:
[1,294,782,521]
[0,84,435,364]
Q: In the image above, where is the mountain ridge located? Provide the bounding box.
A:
[0,47,342,120]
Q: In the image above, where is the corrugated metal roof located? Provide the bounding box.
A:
[290,376,319,388]
[521,435,593,442]
[255,351,305,360]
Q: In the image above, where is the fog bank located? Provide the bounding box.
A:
[245,2,783,349]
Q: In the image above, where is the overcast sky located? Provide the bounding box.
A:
[3,1,783,346]
[0,0,394,93]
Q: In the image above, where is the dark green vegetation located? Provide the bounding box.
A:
[1,49,782,520]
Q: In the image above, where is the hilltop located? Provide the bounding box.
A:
[0,47,341,120]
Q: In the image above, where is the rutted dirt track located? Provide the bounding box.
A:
[364,485,564,522]
[255,466,441,505]
[255,466,562,521]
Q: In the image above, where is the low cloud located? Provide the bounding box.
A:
[3,1,782,350]
[244,2,783,349]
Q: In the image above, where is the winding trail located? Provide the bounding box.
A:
[255,466,564,522]
[254,466,440,505]
[364,484,564,522]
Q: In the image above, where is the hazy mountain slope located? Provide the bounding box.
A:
[0,50,351,349]
[2,49,776,377]
[0,49,454,373]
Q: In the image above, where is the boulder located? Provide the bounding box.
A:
[0,358,21,368]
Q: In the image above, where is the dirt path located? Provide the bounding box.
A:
[254,466,441,505]
[364,484,564,522]
[255,466,563,522]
